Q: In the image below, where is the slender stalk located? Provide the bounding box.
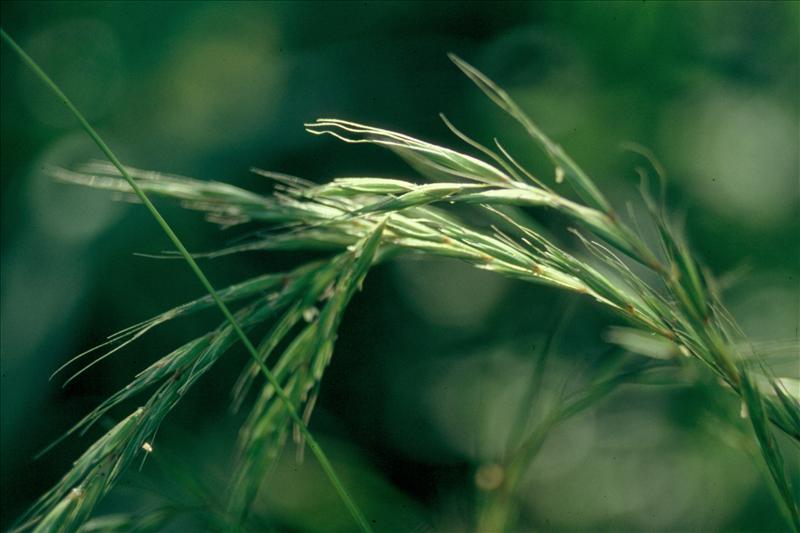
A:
[0,28,372,533]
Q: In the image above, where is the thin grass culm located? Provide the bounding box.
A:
[4,27,799,533]
[0,28,373,533]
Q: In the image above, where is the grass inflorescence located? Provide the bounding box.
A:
[4,28,798,532]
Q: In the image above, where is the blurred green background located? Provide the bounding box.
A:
[1,1,798,531]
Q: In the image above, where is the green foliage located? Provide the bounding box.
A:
[5,30,798,532]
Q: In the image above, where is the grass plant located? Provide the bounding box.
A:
[3,28,798,532]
